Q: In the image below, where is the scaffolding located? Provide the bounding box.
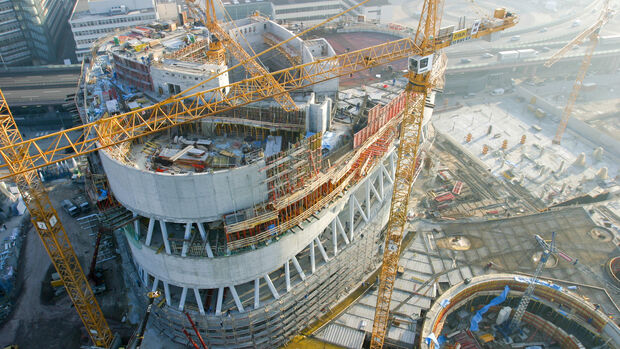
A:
[223,112,400,251]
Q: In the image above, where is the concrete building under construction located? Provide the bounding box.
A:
[80,14,435,347]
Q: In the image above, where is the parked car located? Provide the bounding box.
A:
[61,199,79,217]
[74,195,90,213]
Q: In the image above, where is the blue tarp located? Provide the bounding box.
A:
[98,189,108,201]
[424,333,446,347]
[470,285,510,331]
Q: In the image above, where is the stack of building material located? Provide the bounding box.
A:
[158,146,209,169]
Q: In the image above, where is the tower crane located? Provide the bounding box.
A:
[508,232,557,330]
[508,231,619,332]
[544,0,613,144]
[369,2,517,347]
[0,2,517,347]
[184,0,297,111]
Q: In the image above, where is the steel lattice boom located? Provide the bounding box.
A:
[370,0,519,346]
[370,90,426,348]
[0,38,418,179]
[0,90,114,347]
[544,0,612,144]
[0,6,518,180]
[186,0,297,111]
[0,3,518,347]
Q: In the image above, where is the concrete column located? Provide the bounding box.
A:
[264,274,280,299]
[285,260,291,292]
[145,217,155,246]
[254,278,260,309]
[179,287,188,311]
[331,221,338,256]
[353,196,368,222]
[379,167,385,197]
[365,178,371,218]
[182,223,192,257]
[335,216,349,244]
[370,180,382,204]
[349,197,355,242]
[151,277,159,292]
[382,163,394,184]
[310,240,316,273]
[159,220,171,254]
[291,255,306,280]
[229,285,244,313]
[193,288,205,315]
[215,287,224,315]
[197,222,214,258]
[163,281,171,306]
[196,221,206,241]
[315,237,329,262]
[142,269,148,287]
[133,213,140,239]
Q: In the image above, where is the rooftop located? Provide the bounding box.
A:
[106,27,210,64]
[70,0,156,21]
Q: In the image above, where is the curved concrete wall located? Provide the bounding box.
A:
[128,148,396,289]
[100,149,268,222]
[421,273,620,349]
[129,199,345,288]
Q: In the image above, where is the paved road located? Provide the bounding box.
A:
[0,66,80,106]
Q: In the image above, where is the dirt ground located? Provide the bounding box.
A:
[0,178,131,348]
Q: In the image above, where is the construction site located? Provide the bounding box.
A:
[0,0,618,348]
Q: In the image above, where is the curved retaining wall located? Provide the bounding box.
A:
[420,273,620,349]
[99,149,268,223]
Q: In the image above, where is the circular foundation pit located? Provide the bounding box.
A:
[589,227,612,242]
[608,256,620,287]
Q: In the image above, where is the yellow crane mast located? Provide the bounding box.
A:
[0,7,517,180]
[0,90,114,347]
[0,3,517,347]
[544,0,613,144]
[185,0,298,111]
[370,1,518,347]
[369,1,440,347]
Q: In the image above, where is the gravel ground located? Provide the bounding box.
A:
[0,178,130,348]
